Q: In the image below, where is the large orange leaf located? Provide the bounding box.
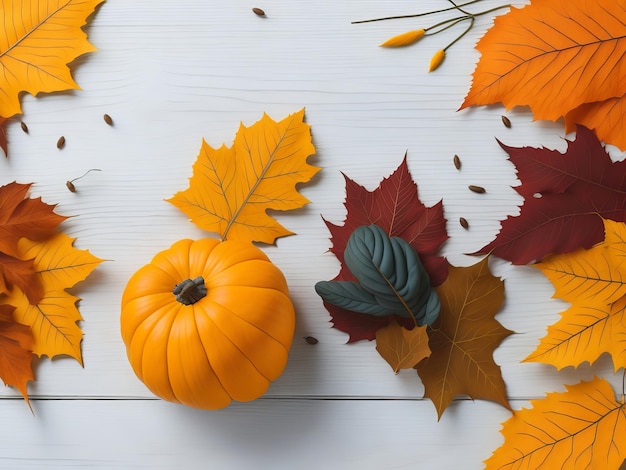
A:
[565,95,626,151]
[168,109,318,244]
[485,377,626,470]
[416,257,512,419]
[0,0,105,119]
[0,305,34,404]
[527,218,626,370]
[461,0,626,122]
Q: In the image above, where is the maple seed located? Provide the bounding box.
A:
[252,7,265,16]
[56,136,65,149]
[453,154,461,170]
[501,115,511,128]
[66,169,101,192]
[20,122,28,134]
[459,217,469,229]
[103,114,113,126]
[304,336,319,345]
[468,185,486,194]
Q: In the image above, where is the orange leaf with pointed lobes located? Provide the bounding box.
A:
[0,305,34,405]
[380,29,425,47]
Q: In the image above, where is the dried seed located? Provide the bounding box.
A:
[66,181,76,193]
[252,7,265,16]
[20,122,28,134]
[453,154,461,170]
[459,217,469,229]
[66,168,101,192]
[468,185,486,194]
[56,136,65,149]
[103,113,113,126]
[501,115,511,128]
[303,336,318,345]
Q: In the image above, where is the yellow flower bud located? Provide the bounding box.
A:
[379,29,425,48]
[428,49,446,72]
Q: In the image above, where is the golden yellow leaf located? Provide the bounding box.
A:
[168,109,318,244]
[485,377,626,470]
[0,0,105,119]
[461,0,626,122]
[375,320,430,373]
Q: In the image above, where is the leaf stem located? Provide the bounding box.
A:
[351,0,487,24]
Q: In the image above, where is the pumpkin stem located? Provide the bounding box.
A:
[173,276,207,305]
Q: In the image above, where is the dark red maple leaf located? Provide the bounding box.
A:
[322,156,448,342]
[475,125,626,264]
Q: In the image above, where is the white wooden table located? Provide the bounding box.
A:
[1,1,621,468]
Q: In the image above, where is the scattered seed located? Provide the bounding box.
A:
[501,115,511,128]
[453,154,461,170]
[468,184,486,194]
[252,7,265,16]
[459,217,469,229]
[66,169,102,192]
[103,113,113,126]
[20,122,28,134]
[303,336,318,345]
[56,136,65,149]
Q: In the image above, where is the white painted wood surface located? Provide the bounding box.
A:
[0,0,622,468]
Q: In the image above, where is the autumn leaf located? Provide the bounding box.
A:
[0,0,105,120]
[475,126,626,265]
[0,118,7,157]
[485,377,626,470]
[0,305,34,404]
[168,109,318,244]
[526,218,626,370]
[375,320,430,373]
[0,182,67,303]
[461,0,626,123]
[5,234,103,363]
[565,95,626,151]
[321,157,448,342]
[416,257,512,419]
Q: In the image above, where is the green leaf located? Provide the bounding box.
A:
[315,225,440,325]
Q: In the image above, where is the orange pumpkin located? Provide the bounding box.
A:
[120,238,295,409]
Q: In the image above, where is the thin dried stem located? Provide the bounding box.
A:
[352,0,487,24]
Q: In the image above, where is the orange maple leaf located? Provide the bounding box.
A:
[375,320,430,373]
[460,0,626,123]
[416,257,512,419]
[0,0,105,120]
[168,109,319,244]
[527,218,626,370]
[565,95,626,151]
[485,377,626,470]
[0,305,34,405]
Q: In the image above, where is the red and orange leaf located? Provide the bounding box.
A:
[0,0,105,119]
[0,305,34,404]
[461,0,626,122]
[0,253,40,300]
[416,257,512,419]
[168,109,318,244]
[476,126,626,264]
[323,157,448,342]
[485,377,626,470]
[375,320,430,373]
[565,95,626,151]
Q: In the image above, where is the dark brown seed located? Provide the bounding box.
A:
[252,7,265,16]
[459,217,469,229]
[57,136,65,149]
[453,154,461,170]
[66,181,77,193]
[501,115,511,128]
[303,336,318,345]
[103,114,113,126]
[20,122,28,133]
[468,184,485,194]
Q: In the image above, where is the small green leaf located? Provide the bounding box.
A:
[315,225,440,325]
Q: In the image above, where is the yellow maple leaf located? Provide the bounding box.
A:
[0,0,105,119]
[375,320,430,374]
[529,219,626,369]
[460,0,626,123]
[485,377,626,470]
[168,109,319,244]
[4,233,102,363]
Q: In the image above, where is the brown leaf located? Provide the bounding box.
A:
[375,320,430,373]
[416,257,512,419]
[0,305,34,405]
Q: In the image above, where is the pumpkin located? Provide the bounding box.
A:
[120,238,295,409]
